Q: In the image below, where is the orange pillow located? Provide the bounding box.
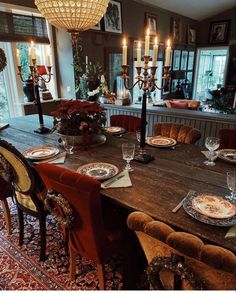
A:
[169,101,188,109]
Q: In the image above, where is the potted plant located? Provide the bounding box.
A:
[51,100,106,147]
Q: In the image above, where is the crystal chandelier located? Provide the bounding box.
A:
[34,0,109,33]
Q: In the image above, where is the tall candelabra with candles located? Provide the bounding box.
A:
[17,41,52,134]
[121,30,171,163]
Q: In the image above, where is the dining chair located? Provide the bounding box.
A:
[219,129,236,149]
[153,122,201,144]
[0,139,47,261]
[127,211,236,290]
[35,163,123,289]
[110,115,141,132]
[0,176,13,235]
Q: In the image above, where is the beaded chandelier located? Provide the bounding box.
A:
[34,0,109,33]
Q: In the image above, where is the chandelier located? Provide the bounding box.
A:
[34,0,109,33]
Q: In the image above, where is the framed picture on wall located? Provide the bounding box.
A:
[187,71,193,83]
[187,51,195,70]
[162,79,171,95]
[145,13,158,36]
[171,18,181,44]
[104,0,122,34]
[209,20,230,44]
[171,79,179,93]
[187,25,196,44]
[172,50,181,70]
[180,50,188,70]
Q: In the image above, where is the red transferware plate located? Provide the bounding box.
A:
[192,194,236,219]
[146,136,176,147]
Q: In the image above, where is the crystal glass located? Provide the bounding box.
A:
[226,171,236,201]
[136,130,146,143]
[61,136,74,154]
[122,143,135,172]
[204,137,220,166]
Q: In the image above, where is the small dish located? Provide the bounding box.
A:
[218,149,236,164]
[23,146,59,160]
[105,127,126,135]
[77,162,119,181]
[146,136,177,148]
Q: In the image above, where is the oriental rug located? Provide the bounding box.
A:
[0,198,123,290]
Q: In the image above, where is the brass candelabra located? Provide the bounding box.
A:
[17,59,52,134]
[121,56,171,163]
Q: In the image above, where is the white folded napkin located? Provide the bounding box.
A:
[101,170,132,189]
[225,224,236,239]
[201,150,218,161]
[34,152,66,164]
[0,123,9,130]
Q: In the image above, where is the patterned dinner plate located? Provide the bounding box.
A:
[146,136,177,147]
[105,127,126,135]
[77,162,119,181]
[183,192,236,227]
[218,149,236,164]
[23,146,59,160]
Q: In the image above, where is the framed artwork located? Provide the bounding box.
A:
[187,51,195,70]
[187,71,193,83]
[209,20,230,44]
[171,79,179,93]
[104,0,122,34]
[91,22,101,31]
[172,50,181,71]
[145,13,157,36]
[171,18,181,44]
[187,25,196,44]
[162,79,171,95]
[180,50,188,70]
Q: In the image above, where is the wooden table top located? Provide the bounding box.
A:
[1,114,236,253]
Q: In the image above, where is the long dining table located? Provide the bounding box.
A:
[0,114,235,253]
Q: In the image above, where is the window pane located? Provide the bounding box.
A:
[0,73,10,119]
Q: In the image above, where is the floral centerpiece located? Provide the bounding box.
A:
[51,100,106,145]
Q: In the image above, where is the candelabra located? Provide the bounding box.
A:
[121,56,171,163]
[17,60,52,134]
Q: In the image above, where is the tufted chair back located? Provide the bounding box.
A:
[127,211,236,290]
[153,122,201,144]
[219,129,236,149]
[110,115,141,132]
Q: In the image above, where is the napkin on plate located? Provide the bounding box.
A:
[201,150,218,161]
[0,123,9,130]
[225,224,236,239]
[101,170,132,189]
[34,152,66,164]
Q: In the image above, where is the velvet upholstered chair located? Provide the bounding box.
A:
[35,163,123,290]
[0,175,13,235]
[110,115,141,132]
[153,122,201,144]
[127,211,236,290]
[219,129,236,149]
[0,139,47,261]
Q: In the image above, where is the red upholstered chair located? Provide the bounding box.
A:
[219,129,236,149]
[0,176,13,235]
[35,163,122,289]
[0,139,47,261]
[127,211,236,290]
[110,115,141,132]
[153,122,201,144]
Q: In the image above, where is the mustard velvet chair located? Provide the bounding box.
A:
[153,122,201,144]
[219,129,236,149]
[110,115,141,132]
[0,139,47,261]
[127,211,236,290]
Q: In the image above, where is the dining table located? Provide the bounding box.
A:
[0,114,235,253]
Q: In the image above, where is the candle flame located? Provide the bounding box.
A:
[146,28,150,36]
[138,41,141,48]
[123,38,127,46]
[16,49,20,55]
[155,36,158,45]
[31,40,34,47]
[167,39,171,47]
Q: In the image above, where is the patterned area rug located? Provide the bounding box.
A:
[0,198,123,290]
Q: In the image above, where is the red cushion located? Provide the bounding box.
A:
[169,101,188,109]
[0,176,12,200]
[219,129,236,149]
[110,115,141,132]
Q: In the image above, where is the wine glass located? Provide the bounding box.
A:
[226,171,236,201]
[61,136,74,154]
[204,137,220,166]
[122,143,135,172]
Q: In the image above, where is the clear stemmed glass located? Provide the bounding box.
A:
[122,143,135,172]
[226,171,236,201]
[61,136,74,154]
[204,137,220,166]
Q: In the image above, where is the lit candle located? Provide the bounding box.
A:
[30,41,36,60]
[164,39,171,67]
[28,47,32,66]
[144,28,150,56]
[16,49,21,66]
[152,36,158,66]
[233,92,236,109]
[137,41,141,67]
[122,38,127,65]
[46,47,51,66]
[36,49,40,65]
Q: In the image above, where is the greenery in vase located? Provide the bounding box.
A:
[208,87,236,114]
[51,100,106,136]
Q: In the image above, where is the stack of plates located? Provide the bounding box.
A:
[23,146,59,161]
[146,136,177,148]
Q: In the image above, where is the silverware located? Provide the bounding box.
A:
[172,190,195,213]
[103,173,125,187]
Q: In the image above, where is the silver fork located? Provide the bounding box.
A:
[172,190,195,213]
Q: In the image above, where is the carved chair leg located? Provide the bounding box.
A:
[97,263,105,290]
[1,199,11,235]
[69,245,77,280]
[17,207,24,246]
[39,215,46,262]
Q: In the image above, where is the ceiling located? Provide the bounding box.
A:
[135,0,236,20]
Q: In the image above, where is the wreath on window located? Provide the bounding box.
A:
[0,48,7,72]
[44,190,75,228]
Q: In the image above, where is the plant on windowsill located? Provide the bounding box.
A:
[208,87,236,114]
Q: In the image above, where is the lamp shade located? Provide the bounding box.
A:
[34,0,109,32]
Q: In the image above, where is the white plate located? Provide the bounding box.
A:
[146,136,177,148]
[105,127,126,135]
[218,149,236,164]
[23,146,59,160]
